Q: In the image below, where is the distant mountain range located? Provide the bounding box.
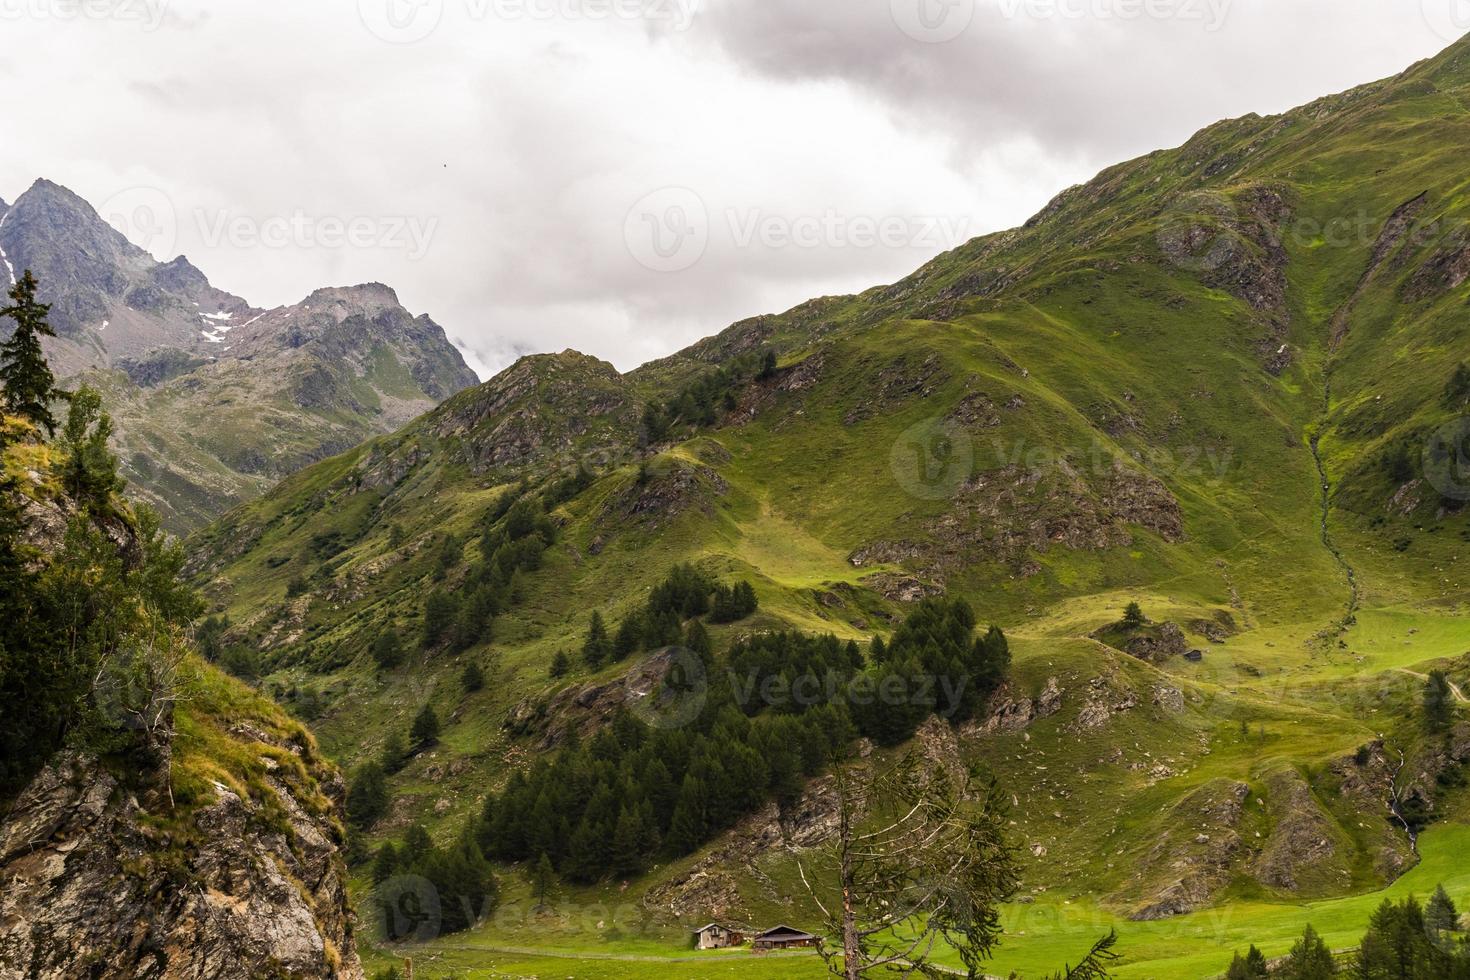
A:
[0,179,478,530]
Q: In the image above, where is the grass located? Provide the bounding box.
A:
[190,33,1470,980]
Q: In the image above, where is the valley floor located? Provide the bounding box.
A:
[364,823,1470,980]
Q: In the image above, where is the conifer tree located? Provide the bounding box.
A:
[549,650,571,678]
[411,702,441,747]
[461,660,485,693]
[0,271,59,435]
[372,630,403,670]
[582,611,612,668]
[1425,671,1454,733]
[1278,924,1335,980]
[1426,884,1460,936]
[531,852,555,908]
[372,842,399,885]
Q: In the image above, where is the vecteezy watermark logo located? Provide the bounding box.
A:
[995,0,1232,30]
[1422,0,1470,43]
[624,187,709,273]
[195,210,438,260]
[891,0,975,42]
[626,646,707,729]
[359,0,698,42]
[0,0,168,30]
[358,0,444,43]
[98,186,179,261]
[375,874,443,942]
[1156,193,1238,273]
[1423,417,1470,501]
[890,417,974,500]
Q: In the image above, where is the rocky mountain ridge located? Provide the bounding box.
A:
[0,179,479,530]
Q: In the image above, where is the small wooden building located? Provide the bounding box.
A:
[693,923,744,950]
[751,925,819,950]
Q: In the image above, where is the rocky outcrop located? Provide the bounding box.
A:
[1126,780,1249,920]
[0,745,361,979]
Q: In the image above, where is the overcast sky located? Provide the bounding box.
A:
[0,0,1463,378]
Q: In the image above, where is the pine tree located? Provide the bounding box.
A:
[461,660,485,693]
[1278,924,1335,979]
[1122,601,1146,629]
[1224,946,1268,979]
[347,762,390,828]
[372,842,399,885]
[410,703,441,747]
[610,806,645,879]
[582,611,612,668]
[380,731,408,773]
[1425,671,1454,733]
[549,650,571,678]
[372,630,403,670]
[0,271,59,435]
[58,386,123,506]
[1426,884,1459,935]
[531,851,555,908]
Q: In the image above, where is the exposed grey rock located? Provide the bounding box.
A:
[0,749,361,979]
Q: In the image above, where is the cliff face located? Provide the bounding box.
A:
[0,409,363,979]
[0,743,362,980]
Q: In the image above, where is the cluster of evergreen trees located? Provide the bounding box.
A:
[347,702,442,828]
[1225,887,1467,978]
[581,563,759,670]
[419,492,557,654]
[370,824,498,940]
[476,701,853,883]
[489,596,1008,885]
[640,348,775,445]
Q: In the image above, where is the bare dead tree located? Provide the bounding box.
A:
[797,751,1018,979]
[799,751,1119,980]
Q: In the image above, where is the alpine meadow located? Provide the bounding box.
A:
[3,12,1470,980]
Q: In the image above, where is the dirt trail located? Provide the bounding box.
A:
[1394,667,1470,704]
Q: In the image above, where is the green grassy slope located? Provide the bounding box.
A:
[191,36,1470,978]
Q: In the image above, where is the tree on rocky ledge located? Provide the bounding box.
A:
[0,270,60,436]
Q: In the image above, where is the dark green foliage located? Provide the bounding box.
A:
[1225,945,1268,979]
[1425,671,1454,733]
[1446,363,1470,408]
[433,532,462,580]
[423,590,458,648]
[1122,602,1146,628]
[758,348,778,380]
[530,852,555,907]
[479,700,851,882]
[543,463,595,508]
[372,842,399,885]
[582,610,612,668]
[548,650,571,678]
[0,396,204,795]
[461,660,485,693]
[0,270,59,435]
[1355,896,1467,979]
[1427,885,1460,936]
[347,762,390,828]
[372,630,404,670]
[380,731,409,774]
[1043,929,1120,980]
[710,580,758,623]
[411,703,441,747]
[1385,441,1417,485]
[286,574,308,599]
[58,386,124,508]
[1279,924,1336,979]
[375,824,498,940]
